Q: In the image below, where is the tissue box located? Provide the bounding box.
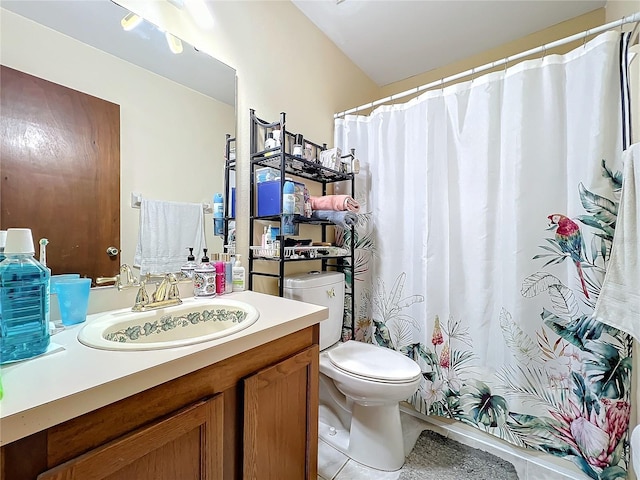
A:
[257,180,306,217]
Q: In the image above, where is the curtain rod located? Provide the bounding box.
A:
[335,11,640,119]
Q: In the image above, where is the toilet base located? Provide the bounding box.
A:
[349,402,405,471]
[319,402,406,472]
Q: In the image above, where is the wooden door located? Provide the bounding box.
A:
[37,395,224,480]
[243,346,319,480]
[0,65,120,282]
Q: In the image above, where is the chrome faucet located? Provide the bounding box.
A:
[96,264,140,290]
[132,273,182,312]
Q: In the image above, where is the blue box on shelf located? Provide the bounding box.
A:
[257,180,281,216]
[257,180,305,217]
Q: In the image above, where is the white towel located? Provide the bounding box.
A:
[592,143,640,340]
[134,199,205,276]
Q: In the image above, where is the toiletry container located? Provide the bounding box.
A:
[0,228,51,364]
[232,255,246,292]
[181,247,197,279]
[213,193,224,236]
[215,256,226,295]
[264,132,277,156]
[283,181,296,235]
[194,249,216,297]
[293,134,304,157]
[223,254,233,293]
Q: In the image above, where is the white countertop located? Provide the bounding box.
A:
[0,290,328,446]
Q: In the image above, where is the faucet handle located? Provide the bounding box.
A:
[119,264,139,287]
[167,273,180,300]
[134,281,150,308]
[96,275,118,285]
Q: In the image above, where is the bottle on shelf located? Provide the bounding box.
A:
[265,225,274,250]
[282,181,296,235]
[0,228,51,364]
[265,132,280,156]
[213,193,224,237]
[293,134,304,157]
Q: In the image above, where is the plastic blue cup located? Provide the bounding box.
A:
[55,278,91,326]
[50,274,81,294]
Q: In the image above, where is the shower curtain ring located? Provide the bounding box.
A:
[504,56,509,73]
[440,78,444,92]
[471,67,476,82]
[583,29,590,48]
[542,44,546,59]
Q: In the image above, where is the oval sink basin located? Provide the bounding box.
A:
[78,298,259,351]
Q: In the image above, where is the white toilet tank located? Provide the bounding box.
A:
[284,271,344,350]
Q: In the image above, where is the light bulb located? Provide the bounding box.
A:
[165,32,183,54]
[120,12,143,31]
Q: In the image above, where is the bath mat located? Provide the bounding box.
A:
[400,430,519,480]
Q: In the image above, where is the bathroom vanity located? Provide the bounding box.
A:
[0,291,326,480]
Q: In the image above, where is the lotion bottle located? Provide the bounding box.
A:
[232,255,246,292]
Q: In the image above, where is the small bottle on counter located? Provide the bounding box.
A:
[223,253,233,294]
[215,255,226,295]
[194,249,216,298]
[232,254,246,292]
[181,247,197,279]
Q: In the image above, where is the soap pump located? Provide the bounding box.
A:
[194,248,216,297]
[232,254,246,292]
[181,247,197,279]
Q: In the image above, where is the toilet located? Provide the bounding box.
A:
[284,271,422,471]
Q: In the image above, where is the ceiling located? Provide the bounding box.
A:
[291,0,608,86]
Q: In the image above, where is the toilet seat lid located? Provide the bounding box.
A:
[327,341,422,382]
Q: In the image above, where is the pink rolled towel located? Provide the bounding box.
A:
[310,195,360,213]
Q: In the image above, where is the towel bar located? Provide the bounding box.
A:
[130,192,213,214]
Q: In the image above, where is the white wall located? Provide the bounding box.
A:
[116,0,380,269]
[0,9,235,272]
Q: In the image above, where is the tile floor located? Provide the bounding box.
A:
[317,409,590,480]
[317,410,428,480]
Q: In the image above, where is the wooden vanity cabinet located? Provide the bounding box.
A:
[0,325,319,480]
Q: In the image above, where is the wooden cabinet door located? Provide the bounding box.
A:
[243,345,319,480]
[37,395,223,480]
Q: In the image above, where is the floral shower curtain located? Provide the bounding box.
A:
[335,31,633,479]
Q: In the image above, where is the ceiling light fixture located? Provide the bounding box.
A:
[165,32,184,54]
[120,12,143,31]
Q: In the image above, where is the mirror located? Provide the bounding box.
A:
[1,0,236,285]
